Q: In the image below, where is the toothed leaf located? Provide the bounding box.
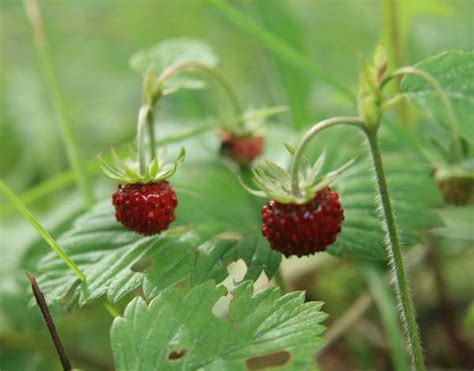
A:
[111,281,327,370]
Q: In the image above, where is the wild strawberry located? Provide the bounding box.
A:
[219,106,286,165]
[100,148,185,235]
[241,150,353,258]
[261,187,343,257]
[221,131,263,165]
[112,181,177,235]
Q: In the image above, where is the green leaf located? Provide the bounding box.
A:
[401,50,474,141]
[161,76,207,95]
[130,38,218,95]
[111,281,327,370]
[432,206,474,241]
[328,155,442,259]
[130,38,218,75]
[35,190,280,307]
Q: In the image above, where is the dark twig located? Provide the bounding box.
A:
[27,273,72,371]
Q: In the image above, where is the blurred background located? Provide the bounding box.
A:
[1,0,473,370]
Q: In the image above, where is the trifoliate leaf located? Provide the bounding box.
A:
[111,281,327,371]
[401,50,474,141]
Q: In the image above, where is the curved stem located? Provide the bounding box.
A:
[364,130,425,371]
[382,66,462,161]
[0,180,85,282]
[290,117,364,196]
[137,104,151,176]
[158,62,242,120]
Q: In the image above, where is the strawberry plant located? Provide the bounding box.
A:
[1,1,473,370]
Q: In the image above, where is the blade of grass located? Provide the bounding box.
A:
[204,0,355,102]
[364,265,410,371]
[0,180,85,282]
[24,0,94,208]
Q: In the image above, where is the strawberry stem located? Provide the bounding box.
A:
[158,62,243,124]
[0,180,86,282]
[381,67,463,161]
[137,105,152,176]
[364,130,425,371]
[289,117,364,197]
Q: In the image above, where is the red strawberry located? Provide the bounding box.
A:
[261,187,344,257]
[112,181,177,236]
[221,131,264,165]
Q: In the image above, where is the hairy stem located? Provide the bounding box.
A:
[28,274,72,371]
[24,0,94,208]
[147,109,156,160]
[0,180,85,281]
[382,67,462,160]
[158,62,242,119]
[317,244,427,357]
[364,130,425,371]
[289,117,364,197]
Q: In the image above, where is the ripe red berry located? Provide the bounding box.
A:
[261,187,344,257]
[220,131,264,165]
[112,181,177,236]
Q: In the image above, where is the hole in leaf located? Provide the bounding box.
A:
[168,348,187,361]
[246,351,291,369]
[130,257,154,272]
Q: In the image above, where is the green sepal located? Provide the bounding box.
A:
[99,147,186,184]
[241,150,356,204]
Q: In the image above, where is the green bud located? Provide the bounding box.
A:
[358,62,383,130]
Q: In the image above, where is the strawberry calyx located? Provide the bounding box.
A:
[240,148,354,204]
[99,147,185,184]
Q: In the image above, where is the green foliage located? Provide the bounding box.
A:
[34,145,442,307]
[111,280,327,370]
[34,200,280,307]
[401,50,474,141]
[99,148,186,184]
[241,152,354,204]
[130,38,219,95]
[329,155,442,259]
[433,206,474,241]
